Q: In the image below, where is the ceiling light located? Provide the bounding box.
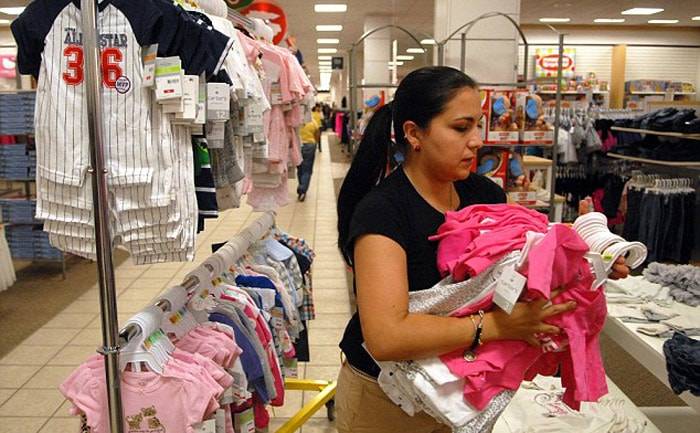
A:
[387,61,404,66]
[420,39,436,45]
[693,16,700,21]
[314,4,347,13]
[594,18,625,23]
[539,18,571,23]
[316,24,343,31]
[319,61,332,66]
[407,48,426,53]
[0,7,24,15]
[0,19,10,24]
[317,38,339,44]
[318,55,332,60]
[396,55,414,61]
[648,19,679,24]
[318,48,338,53]
[621,8,663,15]
[319,68,333,72]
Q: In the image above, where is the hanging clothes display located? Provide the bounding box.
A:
[10,0,316,264]
[59,217,317,433]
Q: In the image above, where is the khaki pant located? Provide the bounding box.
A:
[335,363,451,433]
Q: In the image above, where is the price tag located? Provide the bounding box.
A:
[585,252,607,290]
[270,82,283,105]
[234,408,255,433]
[215,409,226,433]
[283,357,298,378]
[155,57,183,101]
[205,121,225,148]
[493,265,527,314]
[206,83,230,121]
[193,418,216,433]
[142,44,158,87]
[271,307,284,330]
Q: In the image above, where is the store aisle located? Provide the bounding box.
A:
[0,133,348,433]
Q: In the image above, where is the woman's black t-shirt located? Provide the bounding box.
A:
[339,167,506,377]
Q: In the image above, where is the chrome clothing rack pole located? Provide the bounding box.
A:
[80,1,125,432]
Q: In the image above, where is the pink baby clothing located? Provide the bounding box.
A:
[430,204,550,281]
[438,224,608,411]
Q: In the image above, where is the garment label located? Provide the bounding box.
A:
[270,82,283,105]
[283,357,298,378]
[585,252,607,290]
[271,307,284,331]
[174,75,198,122]
[142,44,158,87]
[207,83,231,121]
[206,121,226,148]
[162,93,184,114]
[155,57,183,101]
[493,265,527,314]
[193,418,216,433]
[194,73,207,125]
[234,408,255,433]
[220,386,235,405]
[215,409,226,433]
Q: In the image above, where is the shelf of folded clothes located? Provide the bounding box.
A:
[482,142,555,147]
[611,126,700,141]
[607,153,700,168]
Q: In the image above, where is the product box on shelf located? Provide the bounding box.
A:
[484,88,520,145]
[515,92,553,145]
[507,190,537,205]
[473,147,508,189]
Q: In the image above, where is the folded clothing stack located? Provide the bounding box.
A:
[0,143,36,180]
[4,225,62,260]
[0,92,35,135]
[0,199,38,224]
[643,262,700,307]
[663,333,700,396]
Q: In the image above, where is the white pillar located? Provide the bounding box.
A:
[434,0,521,84]
[362,15,392,100]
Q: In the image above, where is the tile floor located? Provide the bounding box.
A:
[0,135,348,433]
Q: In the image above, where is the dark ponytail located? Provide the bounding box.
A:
[336,66,478,265]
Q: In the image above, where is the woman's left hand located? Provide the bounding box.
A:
[609,256,630,280]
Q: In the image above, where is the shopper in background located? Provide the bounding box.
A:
[335,66,628,433]
[296,110,321,202]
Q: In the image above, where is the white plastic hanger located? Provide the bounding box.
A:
[119,306,170,374]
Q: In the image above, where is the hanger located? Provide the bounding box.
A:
[119,306,172,374]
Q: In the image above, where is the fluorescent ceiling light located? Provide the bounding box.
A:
[316,24,343,31]
[648,19,679,24]
[621,8,663,15]
[318,55,332,60]
[317,38,339,44]
[0,19,10,24]
[314,4,347,13]
[0,7,24,15]
[407,47,426,53]
[594,18,625,23]
[396,55,414,61]
[693,16,700,21]
[387,61,404,66]
[318,48,338,53]
[539,17,571,23]
[319,61,332,66]
[420,39,436,45]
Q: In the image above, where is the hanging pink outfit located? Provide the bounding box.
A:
[435,223,608,411]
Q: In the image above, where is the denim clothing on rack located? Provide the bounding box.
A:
[662,332,700,396]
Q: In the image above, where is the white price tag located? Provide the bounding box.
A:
[493,265,527,314]
[155,57,183,101]
[215,409,226,433]
[206,83,230,121]
[205,121,226,148]
[193,418,216,433]
[585,252,607,290]
[142,44,158,87]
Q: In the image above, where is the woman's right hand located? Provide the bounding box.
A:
[480,292,577,347]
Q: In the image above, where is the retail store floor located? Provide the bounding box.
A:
[0,132,685,433]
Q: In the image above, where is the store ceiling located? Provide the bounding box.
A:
[0,0,698,87]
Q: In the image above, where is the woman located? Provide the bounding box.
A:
[335,67,628,433]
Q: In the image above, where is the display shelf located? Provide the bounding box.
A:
[483,142,554,147]
[607,152,700,168]
[610,126,700,141]
[628,91,695,95]
[538,90,608,95]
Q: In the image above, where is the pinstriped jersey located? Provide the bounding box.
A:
[11,0,232,191]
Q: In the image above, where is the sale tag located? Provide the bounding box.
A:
[493,265,527,314]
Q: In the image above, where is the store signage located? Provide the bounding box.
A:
[331,57,344,70]
[535,48,576,78]
[240,1,288,45]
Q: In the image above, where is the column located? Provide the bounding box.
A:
[434,0,521,84]
[362,15,392,100]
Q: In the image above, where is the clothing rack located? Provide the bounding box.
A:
[226,7,255,33]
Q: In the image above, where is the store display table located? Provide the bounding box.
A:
[492,377,662,433]
[604,304,700,413]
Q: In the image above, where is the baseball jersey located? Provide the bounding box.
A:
[11,0,232,203]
